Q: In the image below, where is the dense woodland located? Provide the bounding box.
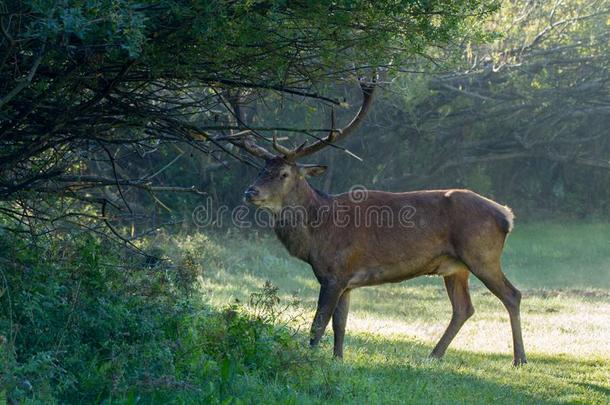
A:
[2,0,608,240]
[1,0,609,403]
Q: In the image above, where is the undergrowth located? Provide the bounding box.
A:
[2,226,608,404]
[0,231,320,404]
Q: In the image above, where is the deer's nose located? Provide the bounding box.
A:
[244,186,259,200]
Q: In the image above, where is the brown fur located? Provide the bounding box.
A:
[245,158,527,365]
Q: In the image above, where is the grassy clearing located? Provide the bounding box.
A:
[4,222,607,403]
[189,222,610,404]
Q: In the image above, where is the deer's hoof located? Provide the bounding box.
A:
[513,357,528,367]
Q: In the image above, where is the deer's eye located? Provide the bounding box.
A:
[280,172,289,179]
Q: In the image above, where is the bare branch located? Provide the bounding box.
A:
[0,44,45,108]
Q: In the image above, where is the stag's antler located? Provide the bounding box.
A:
[239,134,276,160]
[233,74,377,161]
[283,76,377,161]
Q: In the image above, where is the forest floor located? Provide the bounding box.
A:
[194,222,610,404]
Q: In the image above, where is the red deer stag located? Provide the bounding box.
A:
[238,76,527,365]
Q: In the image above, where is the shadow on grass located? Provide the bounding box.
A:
[572,381,610,398]
[199,253,608,402]
[297,332,609,405]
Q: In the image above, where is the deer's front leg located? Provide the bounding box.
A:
[332,289,351,358]
[310,281,344,348]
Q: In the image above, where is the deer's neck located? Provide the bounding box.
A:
[273,181,331,261]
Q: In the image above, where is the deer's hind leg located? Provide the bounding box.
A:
[430,265,474,359]
[455,219,526,365]
[470,262,527,366]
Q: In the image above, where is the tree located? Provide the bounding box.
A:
[0,0,496,239]
[319,0,610,218]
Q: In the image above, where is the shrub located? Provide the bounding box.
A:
[0,231,319,403]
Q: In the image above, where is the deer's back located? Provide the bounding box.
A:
[308,189,510,286]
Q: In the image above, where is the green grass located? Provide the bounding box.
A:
[504,222,610,289]
[185,222,610,404]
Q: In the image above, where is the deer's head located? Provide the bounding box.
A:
[239,76,377,212]
[244,157,327,211]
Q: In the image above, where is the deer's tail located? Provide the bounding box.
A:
[491,203,515,234]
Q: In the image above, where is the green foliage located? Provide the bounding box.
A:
[1,0,609,403]
[0,232,318,403]
[2,0,494,118]
[300,0,609,219]
[0,0,500,241]
[0,233,184,401]
[1,223,609,403]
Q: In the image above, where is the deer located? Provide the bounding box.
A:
[237,76,527,366]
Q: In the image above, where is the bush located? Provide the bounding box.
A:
[0,231,319,404]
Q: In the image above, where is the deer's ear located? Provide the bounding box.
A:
[299,164,327,177]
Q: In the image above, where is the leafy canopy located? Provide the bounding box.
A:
[0,0,497,235]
